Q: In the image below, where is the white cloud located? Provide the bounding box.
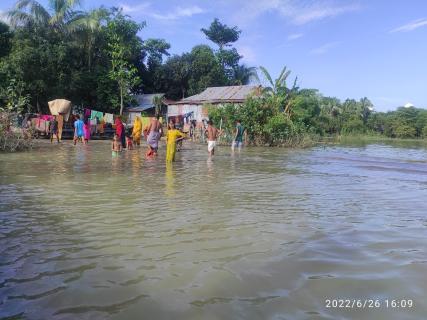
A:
[288,3,360,25]
[287,33,303,40]
[119,3,204,21]
[120,2,151,14]
[310,41,340,55]
[0,10,10,25]
[231,0,360,26]
[149,5,205,21]
[390,18,427,33]
[236,45,257,63]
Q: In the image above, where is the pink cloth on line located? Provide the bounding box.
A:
[40,115,54,121]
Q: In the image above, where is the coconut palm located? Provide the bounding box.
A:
[232,64,259,85]
[8,0,80,29]
[67,8,109,69]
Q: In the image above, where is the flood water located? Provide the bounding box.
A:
[1,140,427,320]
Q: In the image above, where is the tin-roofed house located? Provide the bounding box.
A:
[126,93,167,124]
[166,85,261,125]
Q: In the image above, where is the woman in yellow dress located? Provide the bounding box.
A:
[166,121,185,162]
[132,116,142,146]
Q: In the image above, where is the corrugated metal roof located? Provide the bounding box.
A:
[168,85,260,105]
[127,93,164,112]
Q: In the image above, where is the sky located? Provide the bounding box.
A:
[1,0,427,111]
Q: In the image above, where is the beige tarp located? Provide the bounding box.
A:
[48,99,72,121]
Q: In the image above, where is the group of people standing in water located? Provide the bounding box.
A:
[74,114,247,162]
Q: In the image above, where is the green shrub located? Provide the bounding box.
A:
[264,114,294,145]
[394,124,416,139]
[342,117,365,134]
[0,112,33,152]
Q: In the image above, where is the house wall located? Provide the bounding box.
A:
[168,102,246,125]
[167,104,209,123]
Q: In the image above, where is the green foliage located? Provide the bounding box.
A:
[0,22,12,58]
[290,90,320,127]
[258,65,298,115]
[201,18,241,50]
[143,38,170,65]
[0,112,33,152]
[232,64,258,85]
[0,79,30,113]
[394,124,417,139]
[161,54,191,99]
[107,31,140,114]
[342,117,365,134]
[264,114,294,144]
[187,45,227,96]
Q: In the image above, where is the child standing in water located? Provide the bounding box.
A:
[166,121,185,162]
[73,115,84,145]
[49,116,60,143]
[112,133,122,156]
[126,129,134,150]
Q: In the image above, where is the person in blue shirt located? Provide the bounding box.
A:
[73,115,84,145]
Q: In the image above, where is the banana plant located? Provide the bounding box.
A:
[258,65,299,116]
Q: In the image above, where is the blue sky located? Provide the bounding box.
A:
[1,0,427,111]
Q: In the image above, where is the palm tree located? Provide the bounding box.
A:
[152,95,164,118]
[258,65,298,116]
[359,97,373,124]
[8,0,80,29]
[232,64,259,85]
[67,8,108,70]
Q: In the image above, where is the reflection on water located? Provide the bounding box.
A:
[1,140,427,319]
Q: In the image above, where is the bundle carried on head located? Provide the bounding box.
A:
[48,99,72,121]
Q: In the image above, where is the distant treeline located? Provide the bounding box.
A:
[0,0,255,114]
[0,0,425,145]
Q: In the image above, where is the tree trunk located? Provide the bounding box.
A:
[119,85,124,115]
[36,97,41,113]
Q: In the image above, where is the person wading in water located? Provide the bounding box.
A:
[232,119,247,151]
[205,120,222,157]
[146,116,163,157]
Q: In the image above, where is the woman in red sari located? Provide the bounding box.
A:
[115,117,126,149]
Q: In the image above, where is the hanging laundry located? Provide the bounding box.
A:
[103,113,114,124]
[35,118,47,132]
[90,110,104,121]
[90,118,97,126]
[84,108,91,118]
[40,115,54,121]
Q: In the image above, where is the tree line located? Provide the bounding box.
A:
[0,0,425,143]
[0,0,255,114]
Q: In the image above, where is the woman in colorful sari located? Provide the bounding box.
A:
[132,116,142,146]
[115,117,126,149]
[83,119,91,144]
[166,120,185,162]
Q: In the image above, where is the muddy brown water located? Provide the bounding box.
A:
[1,140,426,319]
